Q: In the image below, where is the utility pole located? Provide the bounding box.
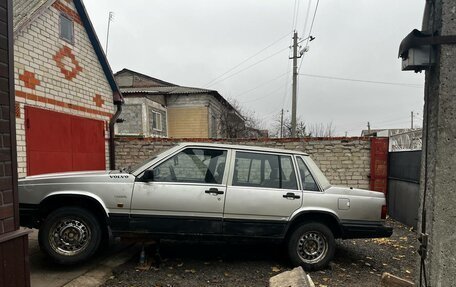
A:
[414,0,456,285]
[280,109,284,138]
[367,121,371,135]
[105,12,114,57]
[290,31,300,137]
[411,111,414,129]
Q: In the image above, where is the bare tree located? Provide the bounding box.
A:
[308,122,336,137]
[271,113,310,138]
[218,99,266,138]
[272,114,336,138]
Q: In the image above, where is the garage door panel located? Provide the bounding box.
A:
[26,108,72,152]
[28,152,73,175]
[25,107,106,176]
[71,118,105,153]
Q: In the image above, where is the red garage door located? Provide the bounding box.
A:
[370,137,389,194]
[25,107,106,176]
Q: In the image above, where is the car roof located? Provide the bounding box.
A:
[178,142,309,156]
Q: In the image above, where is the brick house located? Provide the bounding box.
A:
[114,69,244,139]
[13,0,123,177]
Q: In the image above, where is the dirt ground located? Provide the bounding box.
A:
[102,218,417,287]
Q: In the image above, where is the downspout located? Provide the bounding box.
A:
[109,103,123,170]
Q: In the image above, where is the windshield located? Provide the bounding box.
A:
[302,156,331,191]
[126,156,157,173]
[127,145,183,174]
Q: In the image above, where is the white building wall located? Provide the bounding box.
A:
[14,0,115,177]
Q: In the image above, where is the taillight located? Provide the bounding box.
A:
[381,205,387,219]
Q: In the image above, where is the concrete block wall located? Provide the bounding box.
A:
[13,0,115,177]
[115,137,371,189]
[116,97,167,138]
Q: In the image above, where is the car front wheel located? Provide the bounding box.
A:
[38,207,102,265]
[287,222,335,270]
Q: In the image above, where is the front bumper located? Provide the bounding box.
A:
[19,203,40,228]
[340,220,393,239]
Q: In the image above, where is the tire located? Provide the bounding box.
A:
[38,207,102,265]
[287,222,335,271]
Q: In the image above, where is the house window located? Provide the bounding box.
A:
[60,14,74,43]
[152,111,162,131]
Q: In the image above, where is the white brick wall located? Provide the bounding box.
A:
[14,0,115,178]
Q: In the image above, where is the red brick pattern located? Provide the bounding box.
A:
[52,0,83,25]
[18,70,40,90]
[53,46,83,81]
[16,91,113,118]
[15,102,20,118]
[93,94,105,107]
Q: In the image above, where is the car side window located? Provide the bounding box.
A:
[150,148,227,184]
[297,157,319,191]
[233,152,297,190]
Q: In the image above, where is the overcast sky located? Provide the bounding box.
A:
[84,0,426,136]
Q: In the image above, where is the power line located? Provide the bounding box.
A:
[291,0,299,32]
[281,63,293,109]
[301,0,312,36]
[299,73,423,88]
[241,84,287,104]
[298,0,320,73]
[342,117,416,133]
[233,72,289,99]
[206,46,290,88]
[203,32,291,87]
[294,0,301,30]
[339,115,410,130]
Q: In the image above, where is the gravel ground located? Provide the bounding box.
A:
[102,218,417,287]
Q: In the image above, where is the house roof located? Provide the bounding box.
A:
[116,68,243,119]
[121,86,216,95]
[115,68,177,87]
[13,0,123,104]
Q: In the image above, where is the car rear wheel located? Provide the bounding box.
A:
[38,207,102,265]
[287,222,335,270]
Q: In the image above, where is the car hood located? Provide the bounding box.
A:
[325,185,385,199]
[19,170,133,185]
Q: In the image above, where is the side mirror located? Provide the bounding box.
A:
[142,169,155,182]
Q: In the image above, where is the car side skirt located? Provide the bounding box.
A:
[340,220,393,239]
[109,213,287,238]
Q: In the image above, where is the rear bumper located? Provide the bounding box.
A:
[340,220,393,239]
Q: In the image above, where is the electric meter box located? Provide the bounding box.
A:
[402,46,435,71]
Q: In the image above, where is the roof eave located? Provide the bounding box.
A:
[70,0,124,104]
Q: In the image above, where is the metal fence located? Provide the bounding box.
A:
[387,150,421,228]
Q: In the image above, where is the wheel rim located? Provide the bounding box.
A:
[48,217,92,256]
[296,231,328,264]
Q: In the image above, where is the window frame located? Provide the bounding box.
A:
[59,13,74,44]
[300,155,331,191]
[151,111,162,132]
[296,156,321,192]
[229,150,299,190]
[139,147,231,186]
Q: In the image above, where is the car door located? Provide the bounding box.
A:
[130,147,230,235]
[223,150,302,238]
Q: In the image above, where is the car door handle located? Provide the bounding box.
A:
[205,188,224,195]
[283,192,300,199]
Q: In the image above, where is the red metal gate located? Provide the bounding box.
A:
[370,137,389,194]
[25,107,106,176]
